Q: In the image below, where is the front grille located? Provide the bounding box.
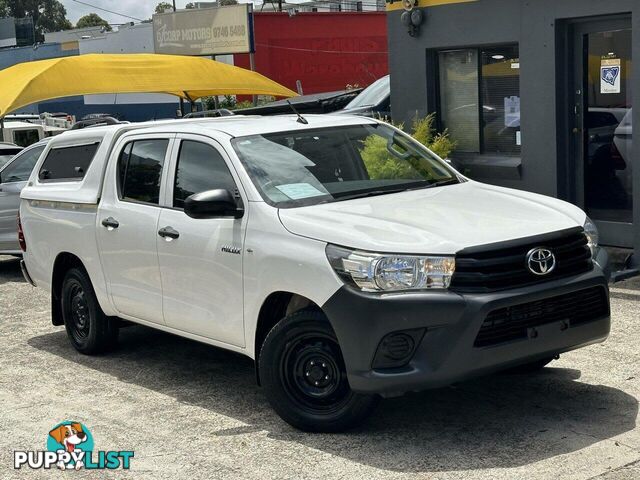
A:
[474,286,609,347]
[451,228,593,293]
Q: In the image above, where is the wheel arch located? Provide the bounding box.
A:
[253,291,324,385]
[50,252,94,326]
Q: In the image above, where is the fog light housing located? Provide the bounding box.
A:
[372,328,425,369]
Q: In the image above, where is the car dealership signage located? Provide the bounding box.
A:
[153,4,254,56]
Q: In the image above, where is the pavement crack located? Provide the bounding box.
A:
[584,458,640,480]
[567,429,640,453]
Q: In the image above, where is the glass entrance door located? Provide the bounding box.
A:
[574,19,633,247]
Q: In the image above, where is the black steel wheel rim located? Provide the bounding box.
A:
[66,281,90,343]
[280,331,351,414]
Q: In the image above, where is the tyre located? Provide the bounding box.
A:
[259,309,379,432]
[60,267,118,354]
[503,357,555,374]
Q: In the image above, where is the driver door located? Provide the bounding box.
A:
[157,134,247,347]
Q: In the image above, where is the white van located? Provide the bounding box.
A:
[19,115,610,431]
[1,121,45,147]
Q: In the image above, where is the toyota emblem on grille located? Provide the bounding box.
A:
[526,248,556,276]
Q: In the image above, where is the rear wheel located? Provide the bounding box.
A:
[259,310,378,432]
[61,267,118,354]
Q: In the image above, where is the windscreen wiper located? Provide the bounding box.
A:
[332,187,414,202]
[330,179,460,203]
[427,178,461,188]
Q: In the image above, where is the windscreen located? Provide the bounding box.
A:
[344,76,390,110]
[13,129,41,147]
[232,123,458,208]
[0,155,13,168]
[0,148,22,169]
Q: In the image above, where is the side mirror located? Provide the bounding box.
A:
[184,189,244,219]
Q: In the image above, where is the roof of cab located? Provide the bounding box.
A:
[22,114,377,205]
[127,114,378,138]
[41,114,377,148]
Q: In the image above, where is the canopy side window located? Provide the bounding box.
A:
[38,142,100,182]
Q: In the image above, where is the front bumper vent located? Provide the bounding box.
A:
[475,286,609,347]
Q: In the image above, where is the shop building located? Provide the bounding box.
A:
[387,0,638,261]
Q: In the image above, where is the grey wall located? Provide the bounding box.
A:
[388,0,636,194]
[388,0,639,255]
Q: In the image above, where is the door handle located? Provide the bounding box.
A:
[158,226,180,240]
[101,217,119,230]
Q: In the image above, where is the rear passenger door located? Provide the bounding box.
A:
[97,135,173,324]
[157,135,246,347]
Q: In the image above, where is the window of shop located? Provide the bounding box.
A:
[438,45,521,156]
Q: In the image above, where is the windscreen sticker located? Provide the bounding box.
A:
[275,183,327,200]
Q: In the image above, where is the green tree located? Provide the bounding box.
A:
[0,0,73,40]
[76,13,111,31]
[154,1,173,14]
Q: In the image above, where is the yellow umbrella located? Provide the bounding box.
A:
[0,53,297,116]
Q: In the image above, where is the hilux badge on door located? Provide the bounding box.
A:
[526,248,556,276]
[221,245,241,255]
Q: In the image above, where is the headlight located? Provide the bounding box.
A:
[584,217,599,257]
[326,245,455,292]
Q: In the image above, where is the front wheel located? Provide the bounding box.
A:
[61,267,118,355]
[259,310,378,432]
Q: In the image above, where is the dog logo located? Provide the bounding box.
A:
[601,66,620,87]
[48,422,92,470]
[14,420,133,470]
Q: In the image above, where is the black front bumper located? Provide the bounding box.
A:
[321,248,611,396]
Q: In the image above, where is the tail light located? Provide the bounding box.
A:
[17,214,26,252]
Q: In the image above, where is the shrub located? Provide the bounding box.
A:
[405,113,456,160]
[361,113,456,180]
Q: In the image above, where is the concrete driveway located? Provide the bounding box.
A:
[0,255,638,479]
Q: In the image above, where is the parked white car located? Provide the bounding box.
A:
[20,115,610,431]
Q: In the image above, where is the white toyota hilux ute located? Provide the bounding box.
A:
[20,115,611,432]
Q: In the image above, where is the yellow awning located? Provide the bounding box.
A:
[0,53,297,116]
